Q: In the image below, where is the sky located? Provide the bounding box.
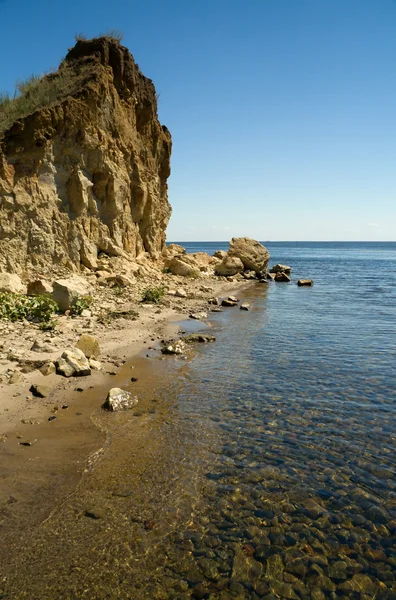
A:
[0,0,395,241]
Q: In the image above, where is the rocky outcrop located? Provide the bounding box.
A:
[228,238,270,274]
[215,255,244,276]
[0,36,171,275]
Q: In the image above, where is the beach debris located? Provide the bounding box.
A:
[56,348,91,377]
[274,272,291,282]
[183,333,216,344]
[270,264,292,274]
[297,279,314,286]
[75,333,101,358]
[103,387,138,412]
[240,303,250,311]
[39,361,56,376]
[30,383,52,398]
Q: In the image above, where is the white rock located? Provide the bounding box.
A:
[103,388,138,411]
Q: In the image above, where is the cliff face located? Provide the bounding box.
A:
[0,37,172,273]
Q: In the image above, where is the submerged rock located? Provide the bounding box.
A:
[161,340,185,355]
[183,333,216,343]
[221,299,238,307]
[103,388,138,411]
[240,303,250,310]
[297,279,314,286]
[274,272,291,282]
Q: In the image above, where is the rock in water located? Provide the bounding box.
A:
[228,238,270,274]
[274,272,291,282]
[75,334,101,359]
[240,303,250,310]
[297,279,314,286]
[56,348,91,377]
[0,36,171,274]
[103,388,138,411]
[270,264,292,274]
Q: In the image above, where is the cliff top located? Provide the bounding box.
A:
[0,34,157,137]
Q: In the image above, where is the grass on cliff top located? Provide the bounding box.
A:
[0,32,126,136]
[0,63,95,135]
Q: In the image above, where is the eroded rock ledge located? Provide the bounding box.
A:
[0,36,171,274]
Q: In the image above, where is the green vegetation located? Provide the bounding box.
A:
[141,286,165,304]
[0,292,58,326]
[70,295,93,316]
[0,62,93,134]
[75,29,124,43]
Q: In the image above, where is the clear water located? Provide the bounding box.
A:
[1,242,395,599]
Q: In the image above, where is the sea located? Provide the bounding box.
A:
[1,241,395,599]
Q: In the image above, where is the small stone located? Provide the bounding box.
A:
[221,299,238,307]
[19,439,38,447]
[228,296,239,302]
[30,340,55,353]
[30,384,52,398]
[189,312,208,320]
[8,370,22,385]
[61,404,68,409]
[297,279,314,286]
[84,508,102,520]
[103,388,138,412]
[89,359,102,370]
[75,333,100,359]
[131,377,138,382]
[80,309,92,318]
[56,348,91,377]
[175,288,187,298]
[48,415,56,422]
[39,362,56,376]
[240,303,250,310]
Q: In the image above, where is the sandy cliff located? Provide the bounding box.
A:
[0,36,172,274]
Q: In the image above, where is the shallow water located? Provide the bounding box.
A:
[1,242,395,599]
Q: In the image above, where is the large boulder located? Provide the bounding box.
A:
[56,348,91,377]
[228,238,270,274]
[0,273,26,294]
[166,256,201,278]
[270,264,291,274]
[52,276,92,311]
[103,388,138,411]
[215,255,244,277]
[162,244,186,259]
[75,334,101,359]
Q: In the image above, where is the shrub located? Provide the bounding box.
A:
[0,292,58,326]
[141,286,165,304]
[70,295,93,316]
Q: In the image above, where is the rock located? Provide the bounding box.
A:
[31,340,55,353]
[19,439,38,447]
[183,333,216,343]
[75,333,101,359]
[228,237,270,274]
[56,348,91,377]
[30,383,52,398]
[175,288,187,298]
[213,250,227,260]
[52,276,92,312]
[80,309,92,318]
[240,303,250,310]
[0,37,172,274]
[0,273,26,294]
[221,299,238,307]
[270,264,292,274]
[103,388,138,411]
[27,279,53,296]
[232,545,263,581]
[163,244,186,259]
[215,255,244,277]
[189,312,208,320]
[228,295,239,302]
[297,279,314,286]
[267,273,276,281]
[161,340,185,355]
[84,508,103,519]
[366,504,389,524]
[166,256,201,278]
[208,297,221,305]
[39,362,56,376]
[105,273,135,287]
[89,359,102,370]
[167,289,176,296]
[243,270,257,280]
[274,272,291,282]
[8,370,22,384]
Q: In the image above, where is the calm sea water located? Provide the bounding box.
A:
[2,242,395,599]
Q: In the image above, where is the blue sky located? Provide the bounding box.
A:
[0,0,395,241]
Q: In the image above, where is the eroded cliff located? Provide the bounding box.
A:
[0,36,172,274]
